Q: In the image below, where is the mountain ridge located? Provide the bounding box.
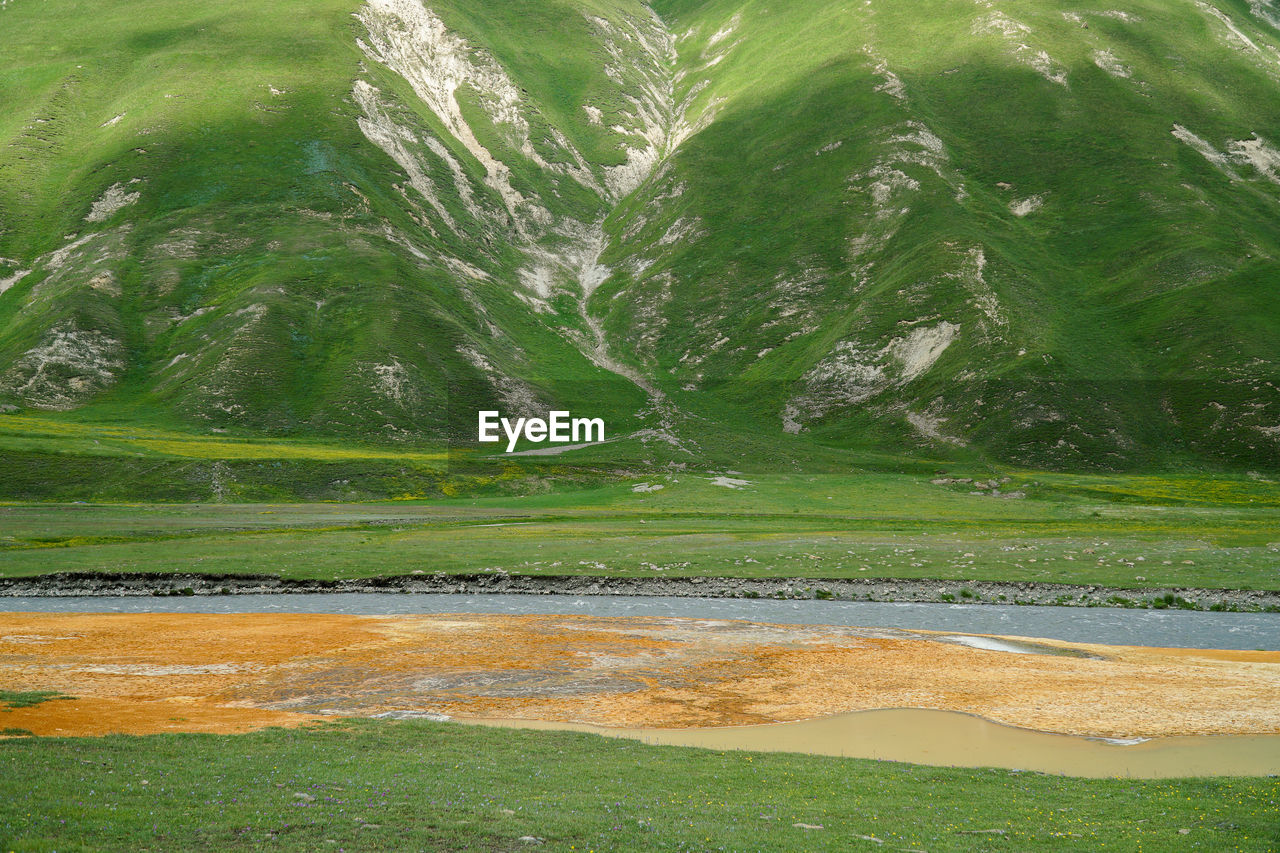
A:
[1,0,1278,471]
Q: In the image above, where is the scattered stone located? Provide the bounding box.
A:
[710,475,751,489]
[517,836,545,845]
[294,792,315,802]
[85,182,141,222]
[957,828,1007,835]
[793,822,824,830]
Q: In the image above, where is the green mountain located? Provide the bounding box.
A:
[2,0,1279,471]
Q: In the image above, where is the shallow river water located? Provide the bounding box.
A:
[5,592,1277,650]
[7,593,1279,775]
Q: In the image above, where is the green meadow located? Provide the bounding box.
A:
[3,446,1277,591]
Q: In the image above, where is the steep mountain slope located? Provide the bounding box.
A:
[1,0,1278,470]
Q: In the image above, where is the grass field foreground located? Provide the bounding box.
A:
[2,721,1278,851]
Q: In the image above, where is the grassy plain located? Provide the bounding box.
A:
[2,461,1277,591]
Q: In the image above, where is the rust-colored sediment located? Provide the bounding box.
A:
[2,612,1277,739]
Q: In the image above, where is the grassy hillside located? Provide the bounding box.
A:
[1,0,1278,474]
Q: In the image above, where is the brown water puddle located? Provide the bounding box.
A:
[473,709,1280,778]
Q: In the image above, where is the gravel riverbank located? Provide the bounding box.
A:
[3,572,1278,611]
